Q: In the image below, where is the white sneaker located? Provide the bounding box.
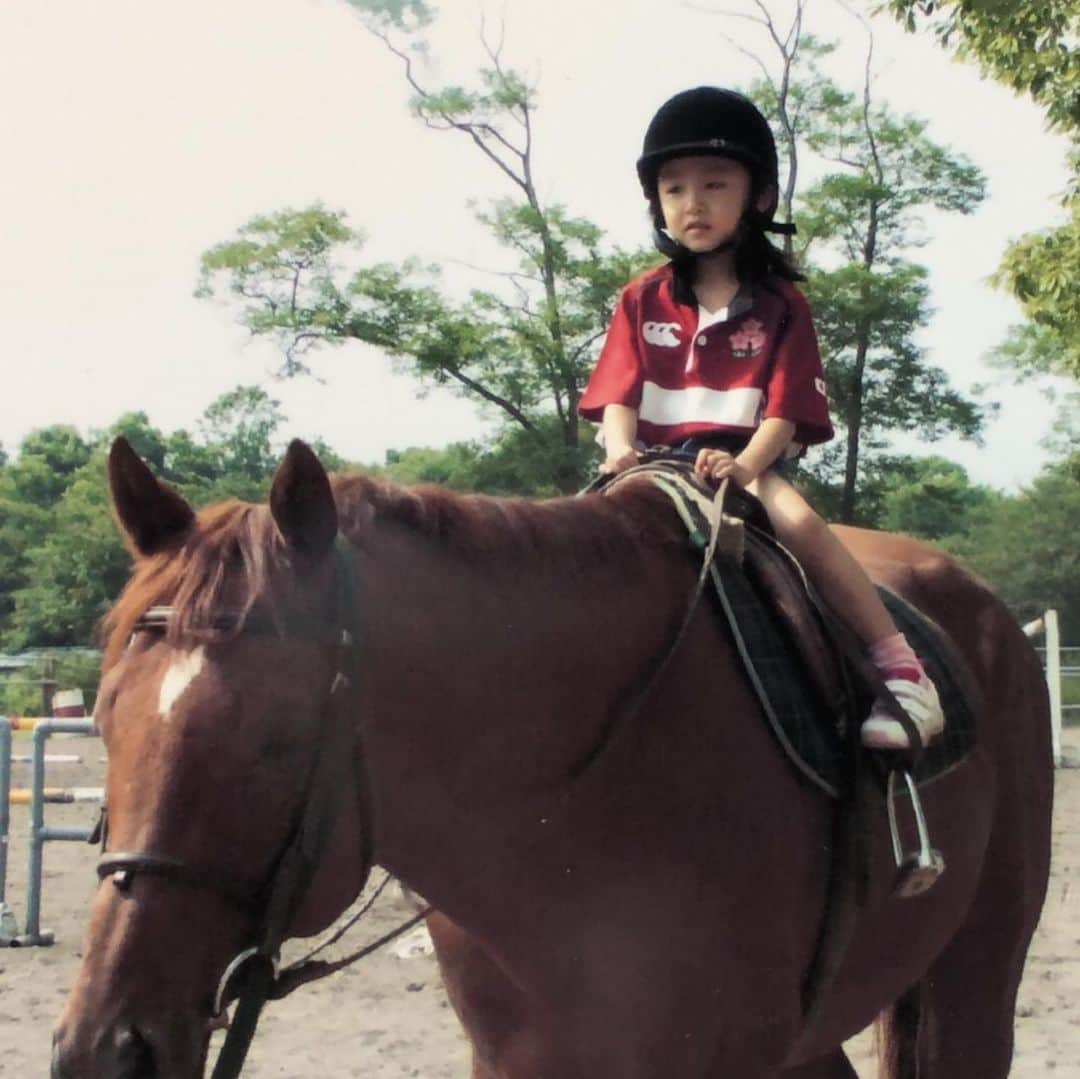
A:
[861,677,945,751]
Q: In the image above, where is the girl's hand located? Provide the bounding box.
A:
[694,448,754,488]
[600,444,640,475]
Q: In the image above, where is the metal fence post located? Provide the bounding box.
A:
[18,718,98,946]
[0,721,16,944]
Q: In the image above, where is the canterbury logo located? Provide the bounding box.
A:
[643,321,681,347]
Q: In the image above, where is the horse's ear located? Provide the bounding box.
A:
[269,440,338,560]
[108,437,195,556]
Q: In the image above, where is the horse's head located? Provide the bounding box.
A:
[53,438,372,1079]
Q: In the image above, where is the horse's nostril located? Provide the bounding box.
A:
[115,1024,157,1078]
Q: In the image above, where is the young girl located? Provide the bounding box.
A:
[579,86,944,751]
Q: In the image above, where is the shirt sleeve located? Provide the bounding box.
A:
[762,287,834,446]
[578,285,644,422]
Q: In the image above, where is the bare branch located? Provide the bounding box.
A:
[237,285,280,313]
[366,23,530,194]
[444,258,542,290]
[441,364,537,431]
[683,3,770,28]
[478,7,508,74]
[714,27,776,84]
[567,329,607,370]
[834,0,883,183]
[751,0,787,55]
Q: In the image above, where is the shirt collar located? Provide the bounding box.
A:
[669,261,754,319]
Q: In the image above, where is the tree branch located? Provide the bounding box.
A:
[442,364,536,431]
[367,24,530,195]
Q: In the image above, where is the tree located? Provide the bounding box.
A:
[883,0,1080,378]
[760,25,987,519]
[0,427,92,642]
[875,455,998,540]
[690,2,989,519]
[375,414,590,495]
[197,5,656,493]
[0,388,317,647]
[6,455,131,648]
[3,425,92,509]
[943,457,1080,641]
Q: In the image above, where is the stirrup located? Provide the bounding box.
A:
[886,769,945,898]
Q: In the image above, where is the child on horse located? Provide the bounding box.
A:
[579,86,944,751]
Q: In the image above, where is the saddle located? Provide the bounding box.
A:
[594,458,978,1031]
[594,459,977,798]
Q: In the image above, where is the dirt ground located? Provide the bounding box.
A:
[2,731,1077,1078]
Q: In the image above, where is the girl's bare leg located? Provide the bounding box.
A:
[745,470,944,749]
[745,471,895,645]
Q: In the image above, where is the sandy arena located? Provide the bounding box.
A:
[2,731,1077,1077]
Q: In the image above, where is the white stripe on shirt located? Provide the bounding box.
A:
[639,382,763,429]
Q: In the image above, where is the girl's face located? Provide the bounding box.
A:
[656,155,767,254]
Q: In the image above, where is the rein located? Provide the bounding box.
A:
[93,534,404,1079]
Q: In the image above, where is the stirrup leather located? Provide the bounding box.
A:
[886,769,945,898]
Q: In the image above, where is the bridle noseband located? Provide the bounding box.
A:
[93,536,375,1079]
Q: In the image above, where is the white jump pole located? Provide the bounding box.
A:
[1045,610,1063,768]
[1024,610,1063,768]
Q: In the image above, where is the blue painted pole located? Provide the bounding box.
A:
[20,719,97,946]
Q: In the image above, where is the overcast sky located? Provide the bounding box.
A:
[0,0,1071,489]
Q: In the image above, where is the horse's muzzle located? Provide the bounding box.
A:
[52,1023,154,1079]
[52,1020,207,1079]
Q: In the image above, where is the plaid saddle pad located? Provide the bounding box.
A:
[618,462,978,798]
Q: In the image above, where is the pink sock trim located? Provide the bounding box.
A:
[868,633,926,685]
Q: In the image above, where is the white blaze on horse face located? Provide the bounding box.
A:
[158,647,206,719]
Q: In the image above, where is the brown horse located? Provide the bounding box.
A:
[54,437,1052,1079]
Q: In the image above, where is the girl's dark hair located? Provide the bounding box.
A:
[647,197,805,283]
[734,215,805,282]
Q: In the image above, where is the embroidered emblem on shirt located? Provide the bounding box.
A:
[729,318,766,358]
[643,321,681,347]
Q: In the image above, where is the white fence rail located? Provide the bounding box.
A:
[1023,610,1076,767]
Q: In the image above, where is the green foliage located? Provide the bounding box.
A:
[2,426,92,509]
[344,0,433,32]
[197,205,359,376]
[374,415,596,496]
[0,387,301,648]
[0,492,48,640]
[799,105,986,254]
[6,456,130,648]
[795,452,998,535]
[881,0,1079,135]
[758,71,988,520]
[882,0,1080,380]
[804,263,986,446]
[993,203,1080,377]
[197,203,655,492]
[197,7,659,493]
[875,456,999,540]
[0,652,102,718]
[942,457,1080,640]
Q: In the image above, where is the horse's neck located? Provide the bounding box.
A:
[356,516,694,892]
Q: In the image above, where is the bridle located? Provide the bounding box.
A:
[92,535,377,1079]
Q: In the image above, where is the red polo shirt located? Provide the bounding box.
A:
[579,265,833,449]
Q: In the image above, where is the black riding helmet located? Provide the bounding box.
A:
[636,86,794,254]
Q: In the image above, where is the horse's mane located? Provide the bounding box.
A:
[102,474,682,668]
[101,499,285,668]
